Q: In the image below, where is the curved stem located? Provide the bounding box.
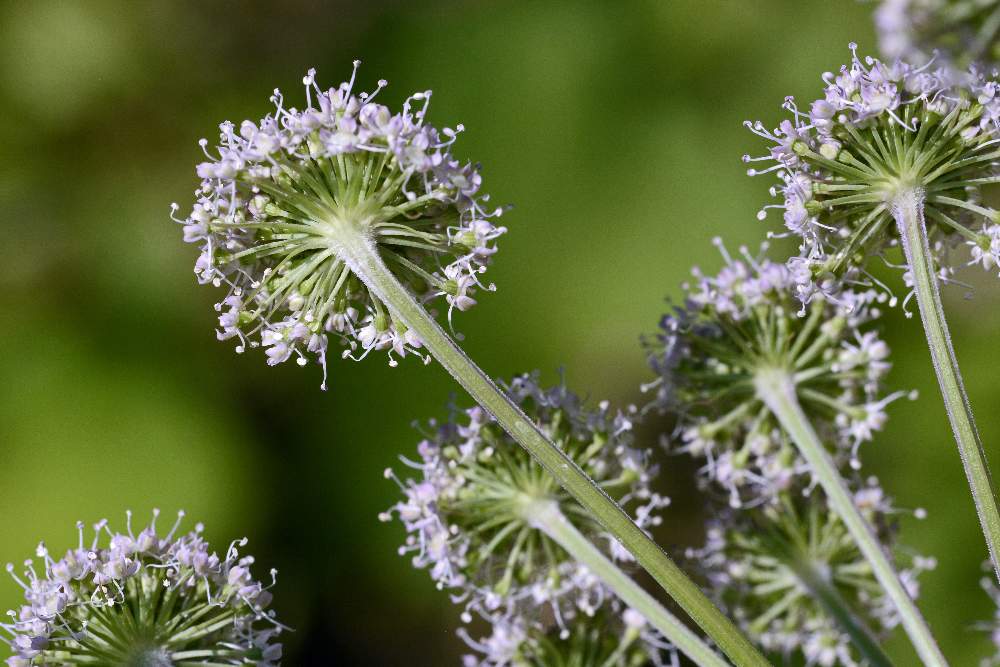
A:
[340,232,770,667]
[755,368,947,667]
[788,559,893,667]
[523,499,727,667]
[892,188,1000,581]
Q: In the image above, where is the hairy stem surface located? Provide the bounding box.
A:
[523,499,727,667]
[340,232,770,667]
[893,188,1000,581]
[755,368,946,667]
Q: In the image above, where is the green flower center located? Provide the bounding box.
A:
[794,101,998,275]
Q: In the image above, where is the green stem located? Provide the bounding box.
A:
[523,499,727,667]
[755,368,947,667]
[339,232,770,667]
[892,187,1000,581]
[788,558,893,667]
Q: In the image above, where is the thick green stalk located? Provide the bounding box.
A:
[892,188,1000,580]
[523,499,727,667]
[755,368,947,667]
[788,559,893,667]
[339,231,770,667]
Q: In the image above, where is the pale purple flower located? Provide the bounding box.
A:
[746,45,1000,306]
[459,603,677,667]
[688,478,933,665]
[645,241,911,508]
[382,373,668,637]
[173,63,507,388]
[1,511,282,666]
[876,0,1000,71]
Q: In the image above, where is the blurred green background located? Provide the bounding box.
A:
[2,0,1000,664]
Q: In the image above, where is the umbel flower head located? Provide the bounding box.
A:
[746,45,1000,305]
[645,241,911,508]
[459,604,676,667]
[876,0,1000,71]
[173,62,506,387]
[689,479,935,667]
[1,511,282,667]
[381,372,668,632]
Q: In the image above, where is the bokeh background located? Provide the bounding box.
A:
[3,0,1000,664]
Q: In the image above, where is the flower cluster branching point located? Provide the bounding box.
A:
[0,511,282,666]
[645,242,908,508]
[382,373,668,643]
[174,62,507,388]
[746,45,1000,305]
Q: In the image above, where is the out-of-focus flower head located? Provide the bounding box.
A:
[689,479,934,666]
[876,0,1000,71]
[977,561,1000,666]
[459,605,677,667]
[645,240,910,508]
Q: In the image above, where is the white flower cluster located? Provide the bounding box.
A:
[688,478,935,667]
[175,63,506,387]
[646,241,909,508]
[746,45,1000,304]
[1,511,282,666]
[381,373,669,659]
